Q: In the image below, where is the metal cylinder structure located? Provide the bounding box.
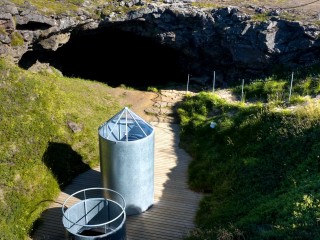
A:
[98,107,154,215]
[62,188,126,240]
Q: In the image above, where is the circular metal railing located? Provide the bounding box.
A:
[62,188,126,239]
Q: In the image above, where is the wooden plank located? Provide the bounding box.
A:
[32,123,202,240]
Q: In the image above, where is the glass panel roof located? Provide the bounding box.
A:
[99,107,153,142]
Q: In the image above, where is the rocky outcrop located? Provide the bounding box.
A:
[0,1,319,84]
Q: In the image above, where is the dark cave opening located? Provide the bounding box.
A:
[16,21,52,31]
[19,26,187,88]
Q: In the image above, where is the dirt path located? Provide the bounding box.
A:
[105,85,242,125]
[105,87,159,122]
[105,86,197,123]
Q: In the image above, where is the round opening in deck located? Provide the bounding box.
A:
[62,188,126,240]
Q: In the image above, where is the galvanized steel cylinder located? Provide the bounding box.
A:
[98,107,154,215]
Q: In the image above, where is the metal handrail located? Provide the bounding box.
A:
[62,187,126,229]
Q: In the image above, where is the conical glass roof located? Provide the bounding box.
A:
[99,107,154,142]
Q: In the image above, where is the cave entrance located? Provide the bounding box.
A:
[19,25,187,89]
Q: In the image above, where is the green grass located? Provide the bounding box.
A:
[250,12,271,22]
[0,58,120,239]
[232,79,287,103]
[10,0,85,15]
[232,73,320,105]
[9,0,141,16]
[179,89,320,239]
[10,32,24,47]
[147,86,159,93]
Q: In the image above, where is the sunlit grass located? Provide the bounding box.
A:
[180,73,320,239]
[0,58,120,239]
[10,0,84,14]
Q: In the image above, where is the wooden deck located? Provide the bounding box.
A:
[32,122,202,240]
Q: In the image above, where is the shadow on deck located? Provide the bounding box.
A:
[32,123,202,240]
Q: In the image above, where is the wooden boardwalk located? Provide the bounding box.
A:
[32,122,202,240]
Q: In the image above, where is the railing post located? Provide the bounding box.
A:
[288,72,294,102]
[241,79,245,102]
[212,71,216,93]
[84,190,88,224]
[187,73,190,94]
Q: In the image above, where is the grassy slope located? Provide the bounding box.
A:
[0,59,120,239]
[179,79,320,239]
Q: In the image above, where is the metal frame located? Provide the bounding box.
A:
[98,107,155,215]
[62,188,126,237]
[99,107,153,142]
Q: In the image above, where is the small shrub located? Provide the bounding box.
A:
[10,32,24,47]
[289,94,311,104]
[147,86,159,93]
[250,12,270,22]
[0,26,7,35]
[232,79,287,103]
[293,77,313,95]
